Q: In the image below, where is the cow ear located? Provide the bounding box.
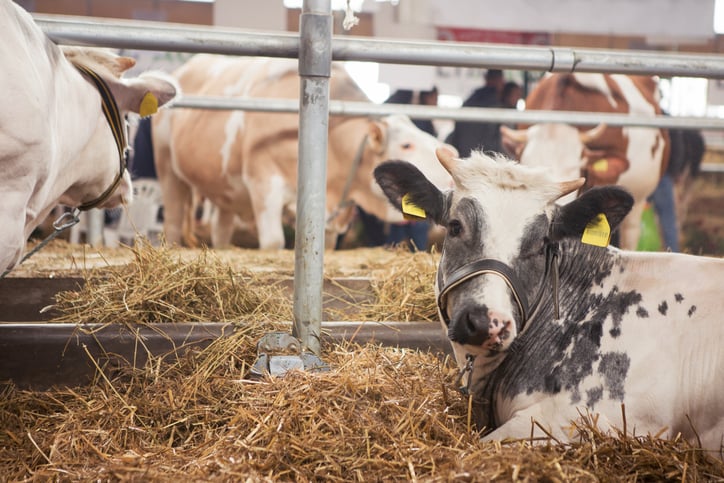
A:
[550,186,634,242]
[110,73,180,117]
[374,160,448,225]
[368,120,387,154]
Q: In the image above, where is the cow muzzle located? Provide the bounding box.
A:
[437,243,562,346]
[437,259,530,328]
[448,304,513,350]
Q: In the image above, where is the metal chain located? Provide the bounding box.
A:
[455,353,477,396]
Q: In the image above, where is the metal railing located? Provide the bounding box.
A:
[32,9,724,354]
[173,95,724,131]
[35,14,724,79]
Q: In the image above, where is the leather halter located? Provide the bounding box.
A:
[437,242,561,332]
[73,64,129,211]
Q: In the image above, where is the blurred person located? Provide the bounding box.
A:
[648,127,705,252]
[129,116,157,179]
[501,81,522,110]
[445,69,505,157]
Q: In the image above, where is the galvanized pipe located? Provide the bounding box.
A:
[293,0,332,356]
[173,96,724,131]
[34,15,724,79]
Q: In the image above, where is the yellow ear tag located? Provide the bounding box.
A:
[592,159,609,173]
[401,193,426,221]
[581,213,611,247]
[139,92,159,117]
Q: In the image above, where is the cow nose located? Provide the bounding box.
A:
[449,305,513,348]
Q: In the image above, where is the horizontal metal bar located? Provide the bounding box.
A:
[700,163,724,174]
[34,14,300,58]
[173,95,724,131]
[34,14,724,78]
[0,322,449,390]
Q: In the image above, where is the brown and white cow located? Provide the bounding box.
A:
[152,54,453,249]
[502,73,670,250]
[0,0,178,272]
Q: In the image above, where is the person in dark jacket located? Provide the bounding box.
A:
[446,69,505,157]
[129,116,157,179]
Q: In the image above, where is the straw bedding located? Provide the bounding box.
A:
[2,240,723,481]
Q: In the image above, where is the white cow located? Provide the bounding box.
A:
[375,148,724,459]
[1,0,178,272]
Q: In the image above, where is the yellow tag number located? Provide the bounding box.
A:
[401,193,426,220]
[581,213,611,247]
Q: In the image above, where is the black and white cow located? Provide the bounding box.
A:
[374,147,724,459]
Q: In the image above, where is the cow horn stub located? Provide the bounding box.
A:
[556,177,586,200]
[579,123,607,145]
[436,146,458,173]
[500,125,528,144]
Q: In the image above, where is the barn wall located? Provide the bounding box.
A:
[15,0,213,25]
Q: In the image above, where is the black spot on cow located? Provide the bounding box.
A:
[688,305,697,317]
[586,386,603,408]
[598,352,630,401]
[675,293,684,303]
[658,301,668,316]
[489,241,636,408]
[636,306,648,318]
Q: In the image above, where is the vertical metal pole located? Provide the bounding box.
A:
[292,0,332,355]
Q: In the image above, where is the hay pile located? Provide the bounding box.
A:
[48,239,440,325]
[50,239,294,325]
[3,241,724,480]
[2,333,722,481]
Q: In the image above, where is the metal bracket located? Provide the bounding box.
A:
[250,332,329,378]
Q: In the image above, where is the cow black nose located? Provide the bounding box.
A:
[449,305,490,346]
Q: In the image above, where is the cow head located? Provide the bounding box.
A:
[363,114,454,222]
[501,123,608,203]
[374,148,632,359]
[61,47,179,209]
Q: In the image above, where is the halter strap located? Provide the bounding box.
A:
[437,259,529,325]
[436,242,561,331]
[73,64,128,211]
[326,132,368,224]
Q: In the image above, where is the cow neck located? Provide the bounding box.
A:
[72,63,129,211]
[326,133,368,224]
[436,241,561,335]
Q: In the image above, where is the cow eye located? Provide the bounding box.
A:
[447,219,463,237]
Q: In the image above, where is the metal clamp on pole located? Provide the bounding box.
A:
[291,0,332,357]
[250,332,329,378]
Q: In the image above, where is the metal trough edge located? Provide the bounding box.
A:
[0,321,449,390]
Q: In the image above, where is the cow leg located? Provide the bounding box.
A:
[248,177,286,250]
[210,208,236,248]
[619,201,645,250]
[1,203,27,271]
[480,407,568,444]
